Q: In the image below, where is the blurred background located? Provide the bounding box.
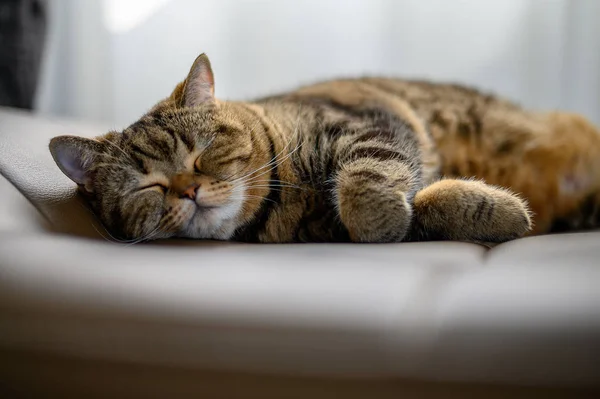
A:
[2,0,600,129]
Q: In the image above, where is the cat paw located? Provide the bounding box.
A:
[413,179,532,243]
[337,184,412,243]
[484,188,532,241]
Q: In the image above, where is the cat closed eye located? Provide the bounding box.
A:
[139,183,168,193]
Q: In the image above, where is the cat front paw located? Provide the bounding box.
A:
[413,179,532,243]
[488,190,532,240]
[337,185,412,243]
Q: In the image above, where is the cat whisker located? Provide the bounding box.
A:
[74,200,146,245]
[101,138,135,162]
[123,226,162,246]
[244,184,305,191]
[229,115,302,183]
[229,194,278,205]
[245,178,305,188]
[248,118,264,137]
[228,140,292,182]
[243,188,294,195]
[242,178,308,191]
[235,138,304,187]
[229,136,297,183]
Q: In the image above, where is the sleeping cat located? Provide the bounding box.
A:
[49,53,600,243]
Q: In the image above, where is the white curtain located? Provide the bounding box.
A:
[36,0,600,128]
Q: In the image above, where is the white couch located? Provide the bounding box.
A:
[1,107,599,398]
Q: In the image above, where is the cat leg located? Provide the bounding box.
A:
[549,191,600,233]
[335,157,420,243]
[409,179,532,243]
[537,112,600,233]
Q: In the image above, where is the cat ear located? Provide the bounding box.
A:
[182,53,215,108]
[49,136,104,193]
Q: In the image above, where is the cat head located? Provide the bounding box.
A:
[49,53,273,241]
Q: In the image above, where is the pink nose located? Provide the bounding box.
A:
[181,183,199,200]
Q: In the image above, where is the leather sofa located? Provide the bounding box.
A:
[1,106,599,398]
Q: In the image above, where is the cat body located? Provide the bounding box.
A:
[49,54,600,243]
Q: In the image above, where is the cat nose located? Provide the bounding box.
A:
[171,173,200,200]
[181,183,199,200]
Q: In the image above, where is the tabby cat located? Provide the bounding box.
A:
[49,53,600,243]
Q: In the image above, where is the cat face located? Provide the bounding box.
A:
[49,54,271,241]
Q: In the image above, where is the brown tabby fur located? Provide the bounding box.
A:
[49,53,600,243]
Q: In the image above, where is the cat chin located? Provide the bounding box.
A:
[178,199,243,240]
[178,219,237,240]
